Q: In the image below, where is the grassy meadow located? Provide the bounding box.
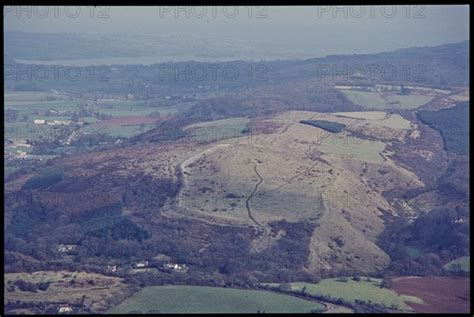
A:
[264,277,423,311]
[108,285,326,314]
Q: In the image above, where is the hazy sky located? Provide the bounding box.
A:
[4,5,470,57]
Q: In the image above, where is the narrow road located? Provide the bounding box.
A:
[245,164,264,228]
[279,123,294,134]
[267,288,354,313]
[263,161,320,195]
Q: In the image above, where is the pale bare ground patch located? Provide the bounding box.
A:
[351,113,411,130]
[176,143,257,226]
[448,92,469,102]
[449,95,469,101]
[305,162,391,275]
[178,120,333,226]
[333,111,388,120]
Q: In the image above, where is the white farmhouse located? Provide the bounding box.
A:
[107,265,118,272]
[163,262,189,272]
[47,120,72,126]
[58,244,76,253]
[58,304,73,313]
[16,151,28,159]
[135,261,149,268]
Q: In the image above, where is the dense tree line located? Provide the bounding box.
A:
[299,120,346,133]
[379,204,469,276]
[22,167,64,190]
[417,102,469,155]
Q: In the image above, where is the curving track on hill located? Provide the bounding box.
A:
[245,163,264,228]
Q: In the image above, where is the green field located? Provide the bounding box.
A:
[98,100,188,116]
[444,256,470,273]
[5,101,79,110]
[375,114,412,129]
[385,94,433,110]
[185,117,249,142]
[5,122,62,143]
[5,90,79,113]
[334,111,411,130]
[342,91,387,109]
[319,135,386,163]
[4,91,191,143]
[5,91,81,143]
[264,278,422,311]
[108,286,326,314]
[4,91,69,102]
[334,111,387,120]
[341,90,432,110]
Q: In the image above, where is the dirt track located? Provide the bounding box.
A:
[245,164,264,227]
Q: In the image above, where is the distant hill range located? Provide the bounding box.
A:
[295,41,469,87]
[4,32,469,89]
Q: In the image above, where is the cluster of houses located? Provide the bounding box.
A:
[55,302,88,314]
[335,82,449,96]
[134,260,189,272]
[33,119,85,126]
[334,84,403,93]
[163,263,189,273]
[5,141,30,160]
[163,94,196,101]
[58,244,77,254]
[197,85,219,90]
[105,260,189,273]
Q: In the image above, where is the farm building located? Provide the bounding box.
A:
[58,244,77,253]
[16,151,28,159]
[334,85,353,90]
[107,265,118,272]
[47,120,72,126]
[163,263,189,272]
[135,261,149,268]
[57,304,73,313]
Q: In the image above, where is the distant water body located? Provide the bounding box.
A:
[14,54,305,66]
